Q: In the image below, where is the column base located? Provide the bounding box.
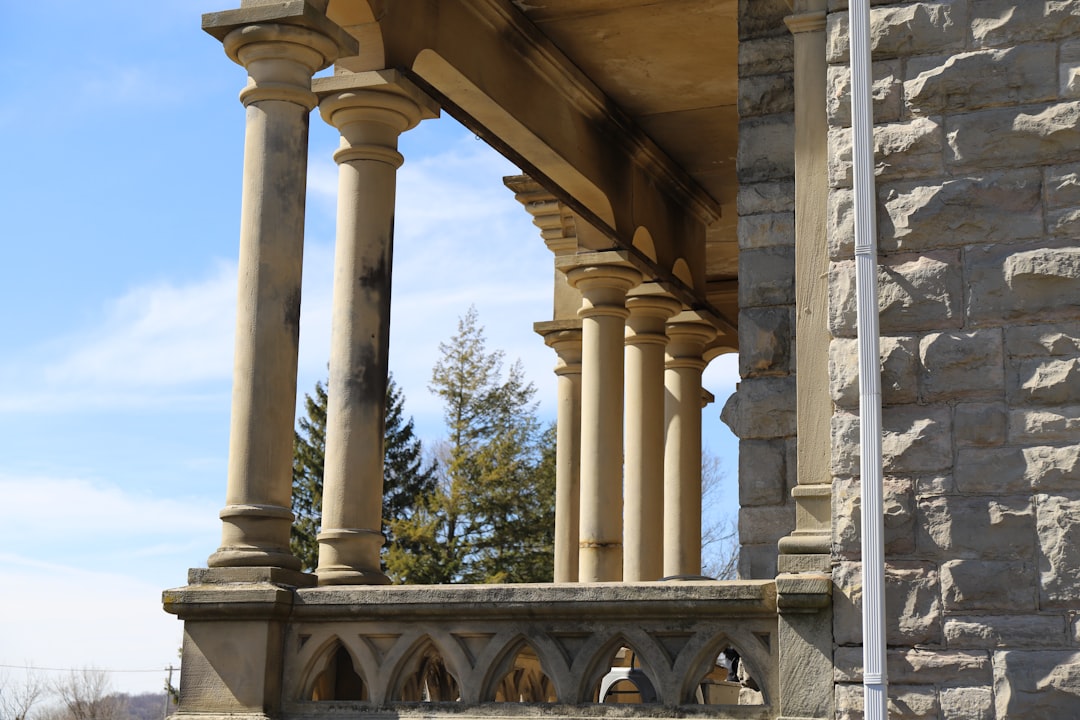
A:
[208,548,302,571]
[316,527,389,585]
[316,567,392,586]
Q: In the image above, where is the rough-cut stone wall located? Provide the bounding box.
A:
[722,0,797,580]
[826,1,1080,717]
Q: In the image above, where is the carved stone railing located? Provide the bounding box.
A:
[280,581,778,719]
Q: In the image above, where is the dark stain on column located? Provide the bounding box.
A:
[284,286,302,348]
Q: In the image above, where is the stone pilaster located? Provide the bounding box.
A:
[663,311,716,578]
[559,251,643,582]
[313,72,438,585]
[778,0,832,573]
[203,3,355,571]
[623,286,682,582]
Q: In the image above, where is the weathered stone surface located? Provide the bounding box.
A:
[829,116,945,187]
[945,615,1069,649]
[906,44,1058,115]
[1006,322,1080,357]
[967,243,1080,326]
[880,171,1043,252]
[1009,406,1080,444]
[739,503,795,545]
[834,683,938,720]
[739,35,793,77]
[1025,445,1080,491]
[1009,356,1080,406]
[738,439,786,507]
[738,246,794,308]
[737,180,794,215]
[831,410,860,476]
[993,650,1080,718]
[939,686,993,720]
[720,375,796,440]
[834,561,942,646]
[917,496,1035,560]
[738,114,794,183]
[738,210,794,250]
[833,476,914,559]
[738,542,777,581]
[827,1,968,63]
[955,446,1027,494]
[738,0,791,42]
[1037,494,1080,609]
[1062,38,1080,98]
[831,406,952,476]
[828,187,854,260]
[827,60,903,127]
[738,306,791,377]
[947,101,1080,169]
[919,330,1004,401]
[971,0,1080,47]
[835,646,992,685]
[915,474,955,496]
[1046,162,1080,210]
[942,559,1038,612]
[829,335,919,408]
[955,402,1007,447]
[738,72,793,117]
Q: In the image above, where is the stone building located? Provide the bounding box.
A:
[164,1,1080,718]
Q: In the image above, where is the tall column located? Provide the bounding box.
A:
[623,287,681,581]
[663,312,716,578]
[204,7,354,570]
[313,73,438,585]
[560,251,642,582]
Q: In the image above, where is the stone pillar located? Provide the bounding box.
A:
[313,72,437,585]
[663,312,716,578]
[778,0,833,573]
[535,322,583,583]
[203,5,355,570]
[623,287,681,581]
[559,251,642,582]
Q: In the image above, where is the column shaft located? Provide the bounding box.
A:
[545,329,583,583]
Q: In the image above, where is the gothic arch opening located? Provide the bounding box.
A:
[309,643,368,702]
[391,639,462,702]
[488,640,557,703]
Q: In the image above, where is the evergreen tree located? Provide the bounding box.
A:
[291,381,327,572]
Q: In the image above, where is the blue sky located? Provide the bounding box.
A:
[0,1,739,695]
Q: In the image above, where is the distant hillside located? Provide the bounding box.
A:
[111,693,176,720]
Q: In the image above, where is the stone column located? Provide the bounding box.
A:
[559,251,642,582]
[203,6,354,570]
[536,322,583,582]
[623,287,681,581]
[663,312,716,578]
[313,72,437,585]
[778,0,833,572]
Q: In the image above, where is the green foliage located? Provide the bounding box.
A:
[291,381,327,572]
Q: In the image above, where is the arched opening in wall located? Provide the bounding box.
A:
[392,640,461,702]
[489,641,557,702]
[590,644,658,704]
[309,643,368,701]
[691,645,763,706]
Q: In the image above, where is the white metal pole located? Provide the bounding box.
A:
[849,1,888,719]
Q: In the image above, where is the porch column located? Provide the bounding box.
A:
[663,312,716,578]
[623,287,681,581]
[204,7,354,570]
[560,251,642,582]
[313,73,437,585]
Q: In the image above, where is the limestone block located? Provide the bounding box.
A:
[834,683,939,720]
[827,60,903,127]
[737,180,795,215]
[1009,356,1080,407]
[828,187,854,260]
[827,1,968,63]
[1048,207,1080,238]
[945,615,1069,649]
[739,503,795,545]
[830,253,963,337]
[882,404,952,474]
[1062,38,1080,98]
[1005,322,1080,357]
[1037,493,1080,609]
[738,114,795,183]
[834,561,942,646]
[738,210,794,250]
[833,476,915,559]
[939,686,993,720]
[738,36,794,77]
[829,116,945,187]
[946,101,1080,170]
[738,306,791,377]
[916,496,1035,561]
[993,650,1080,718]
[829,335,919,409]
[720,375,797,440]
[738,0,792,43]
[880,170,1043,252]
[738,246,795,308]
[738,72,793,118]
[905,44,1057,116]
[1047,162,1080,210]
[831,410,860,476]
[833,646,992,686]
[971,0,1080,47]
[738,439,787,506]
[941,559,1038,612]
[955,446,1027,494]
[955,402,1007,447]
[738,542,778,580]
[919,330,1005,402]
[967,243,1080,326]
[915,474,956,496]
[1024,444,1080,491]
[1009,406,1080,444]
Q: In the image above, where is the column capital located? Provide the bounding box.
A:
[204,0,356,55]
[784,9,827,35]
[626,284,681,347]
[535,320,583,369]
[665,310,718,370]
[315,70,439,138]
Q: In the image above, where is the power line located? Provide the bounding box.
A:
[0,664,174,674]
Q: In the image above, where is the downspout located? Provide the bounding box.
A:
[848,1,888,719]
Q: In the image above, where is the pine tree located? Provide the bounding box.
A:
[291,381,327,572]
